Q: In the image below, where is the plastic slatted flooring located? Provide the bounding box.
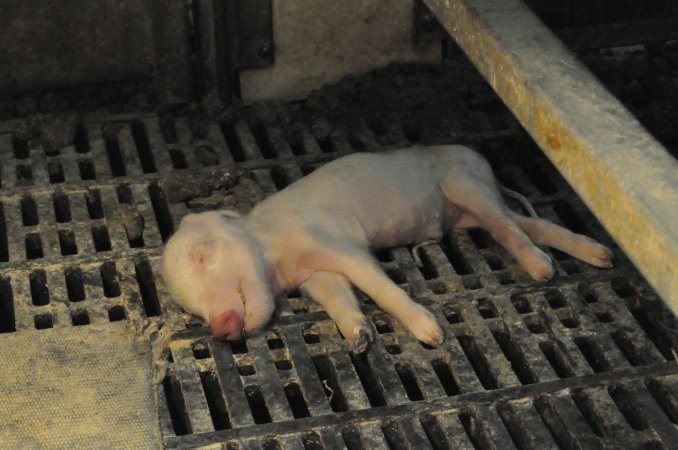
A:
[0,107,676,449]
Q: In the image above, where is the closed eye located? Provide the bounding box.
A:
[220,210,240,219]
[237,281,247,335]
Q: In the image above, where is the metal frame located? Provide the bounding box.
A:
[423,0,678,310]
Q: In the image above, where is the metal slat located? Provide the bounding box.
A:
[30,145,49,187]
[207,122,235,166]
[531,295,596,378]
[281,327,334,417]
[418,244,466,293]
[46,268,71,326]
[560,289,632,372]
[48,156,72,186]
[239,439,265,450]
[593,283,667,365]
[497,399,559,450]
[157,386,177,438]
[302,129,324,155]
[317,427,345,450]
[131,184,162,249]
[572,386,638,444]
[328,128,353,154]
[328,349,372,411]
[174,118,201,168]
[252,168,277,196]
[459,301,521,388]
[0,134,14,189]
[535,392,603,449]
[98,186,128,253]
[629,381,678,444]
[247,335,296,422]
[4,198,25,262]
[234,120,264,161]
[390,247,430,299]
[383,118,411,148]
[493,295,559,383]
[208,340,256,428]
[85,124,112,179]
[438,329,486,394]
[10,273,33,330]
[280,164,304,184]
[143,117,174,172]
[267,127,295,159]
[434,410,480,450]
[35,194,60,260]
[148,257,174,316]
[473,405,518,450]
[80,265,109,322]
[423,0,678,310]
[364,338,410,406]
[120,124,146,177]
[352,119,380,151]
[398,337,448,400]
[357,422,390,450]
[397,415,436,449]
[116,259,147,323]
[69,192,96,256]
[169,342,216,434]
[275,434,303,449]
[450,231,499,288]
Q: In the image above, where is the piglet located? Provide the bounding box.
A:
[161,145,613,351]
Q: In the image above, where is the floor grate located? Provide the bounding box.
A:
[0,58,676,449]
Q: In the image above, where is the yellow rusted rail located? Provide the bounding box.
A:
[424,0,678,310]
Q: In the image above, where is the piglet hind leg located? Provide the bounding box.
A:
[441,175,555,281]
[300,271,374,353]
[513,213,614,268]
[330,250,444,347]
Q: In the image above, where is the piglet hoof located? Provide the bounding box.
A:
[525,248,555,282]
[406,307,444,347]
[582,242,614,269]
[352,325,373,353]
[416,324,445,347]
[342,314,374,353]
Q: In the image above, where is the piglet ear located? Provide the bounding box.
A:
[220,210,240,219]
[189,242,216,268]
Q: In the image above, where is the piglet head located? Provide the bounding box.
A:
[161,210,275,340]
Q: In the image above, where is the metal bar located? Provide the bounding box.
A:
[230,0,274,69]
[423,0,678,310]
[152,0,194,103]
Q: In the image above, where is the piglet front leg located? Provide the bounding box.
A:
[301,271,374,352]
[327,248,445,347]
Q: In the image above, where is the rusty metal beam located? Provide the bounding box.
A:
[423,0,678,310]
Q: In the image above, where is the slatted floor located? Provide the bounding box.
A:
[0,59,676,449]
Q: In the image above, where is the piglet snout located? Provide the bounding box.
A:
[210,310,244,340]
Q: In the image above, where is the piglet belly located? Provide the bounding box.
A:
[361,198,451,249]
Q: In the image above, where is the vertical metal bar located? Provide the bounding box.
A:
[152,0,195,103]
